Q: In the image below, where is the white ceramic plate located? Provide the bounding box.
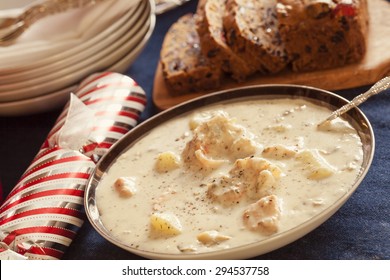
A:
[0,0,153,102]
[0,0,135,70]
[85,85,375,260]
[0,1,137,77]
[0,26,154,117]
[0,0,31,9]
[0,85,76,116]
[0,2,142,85]
[108,8,156,73]
[0,0,155,115]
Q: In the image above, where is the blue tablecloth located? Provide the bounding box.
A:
[0,0,389,260]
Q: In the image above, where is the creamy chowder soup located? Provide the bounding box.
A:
[96,97,363,255]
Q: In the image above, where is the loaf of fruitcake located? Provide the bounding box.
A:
[160,13,222,93]
[223,0,289,74]
[195,0,256,81]
[276,0,369,71]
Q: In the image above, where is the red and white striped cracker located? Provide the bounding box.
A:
[0,72,147,259]
[43,72,147,161]
[0,147,95,260]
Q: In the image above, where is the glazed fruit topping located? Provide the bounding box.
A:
[333,3,357,17]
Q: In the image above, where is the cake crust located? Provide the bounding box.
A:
[196,0,255,81]
[160,14,222,93]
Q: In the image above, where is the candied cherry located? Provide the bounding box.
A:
[333,3,356,17]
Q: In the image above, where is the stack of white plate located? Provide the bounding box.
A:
[0,0,155,116]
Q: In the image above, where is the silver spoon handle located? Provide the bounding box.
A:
[324,76,390,122]
[15,0,107,30]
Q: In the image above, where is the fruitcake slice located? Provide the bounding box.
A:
[195,0,255,81]
[276,0,369,71]
[223,0,289,74]
[160,13,222,93]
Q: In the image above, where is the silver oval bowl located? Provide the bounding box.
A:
[85,84,375,259]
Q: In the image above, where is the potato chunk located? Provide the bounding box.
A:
[150,212,182,236]
[155,151,180,172]
[296,149,335,180]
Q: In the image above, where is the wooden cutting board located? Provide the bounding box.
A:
[153,0,390,110]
